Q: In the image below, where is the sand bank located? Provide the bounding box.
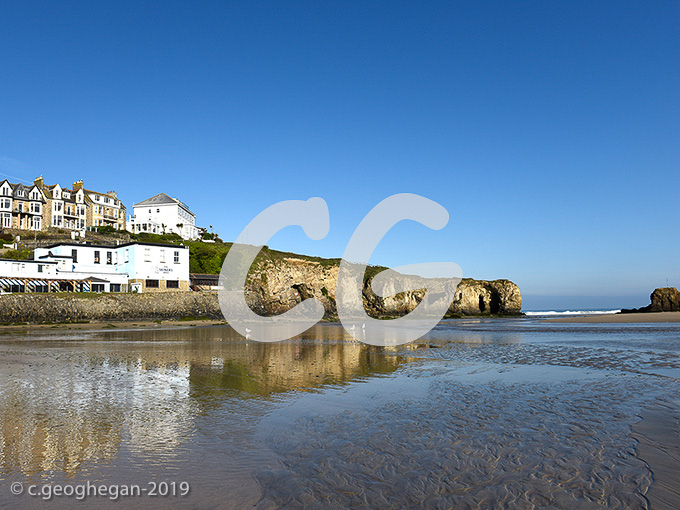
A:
[546,312,680,323]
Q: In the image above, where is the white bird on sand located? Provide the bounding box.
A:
[362,323,366,330]
[349,324,356,332]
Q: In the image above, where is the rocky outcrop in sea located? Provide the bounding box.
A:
[621,287,680,313]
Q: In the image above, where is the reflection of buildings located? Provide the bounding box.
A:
[0,326,407,478]
[0,355,196,477]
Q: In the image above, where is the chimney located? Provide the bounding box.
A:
[106,190,117,198]
[73,180,84,191]
[34,175,44,188]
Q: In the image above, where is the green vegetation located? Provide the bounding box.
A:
[129,232,184,244]
[91,225,120,235]
[1,248,32,260]
[188,242,232,274]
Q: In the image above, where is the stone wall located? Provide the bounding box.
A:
[0,292,222,323]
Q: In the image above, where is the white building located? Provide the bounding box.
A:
[0,259,57,293]
[0,241,193,293]
[128,193,199,240]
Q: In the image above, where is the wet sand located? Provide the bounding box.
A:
[0,319,678,508]
[632,398,680,510]
[546,312,680,323]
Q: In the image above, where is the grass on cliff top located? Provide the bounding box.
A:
[188,241,387,280]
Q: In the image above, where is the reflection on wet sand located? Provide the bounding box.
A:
[0,320,677,509]
[0,325,406,481]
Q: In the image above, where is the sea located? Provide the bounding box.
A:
[0,316,678,509]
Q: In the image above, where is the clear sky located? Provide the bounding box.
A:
[1,1,678,309]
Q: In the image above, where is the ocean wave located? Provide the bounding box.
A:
[524,310,622,316]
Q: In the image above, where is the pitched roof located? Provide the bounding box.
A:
[133,193,194,215]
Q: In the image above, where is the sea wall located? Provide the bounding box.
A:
[0,257,522,323]
[0,292,222,323]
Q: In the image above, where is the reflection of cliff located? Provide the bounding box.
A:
[189,340,406,398]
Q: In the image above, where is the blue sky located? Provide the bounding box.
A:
[1,1,678,309]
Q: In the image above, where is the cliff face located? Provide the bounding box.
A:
[245,257,522,318]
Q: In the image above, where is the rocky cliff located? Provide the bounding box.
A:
[0,256,522,323]
[244,257,522,318]
[621,287,680,313]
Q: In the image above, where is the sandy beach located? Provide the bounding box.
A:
[546,311,680,323]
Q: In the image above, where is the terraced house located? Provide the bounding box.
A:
[28,176,126,233]
[76,180,126,231]
[0,179,46,231]
[34,176,88,231]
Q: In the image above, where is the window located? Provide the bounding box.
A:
[94,251,100,264]
[107,252,112,264]
[92,283,105,292]
[110,284,121,292]
[17,203,22,212]
[156,208,160,213]
[124,249,129,263]
[38,265,43,273]
[1,198,10,209]
[166,280,179,289]
[144,248,151,262]
[2,213,12,227]
[146,279,159,288]
[174,251,180,263]
[160,249,165,263]
[71,249,78,263]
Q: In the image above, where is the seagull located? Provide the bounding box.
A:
[349,324,356,332]
[362,323,366,330]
